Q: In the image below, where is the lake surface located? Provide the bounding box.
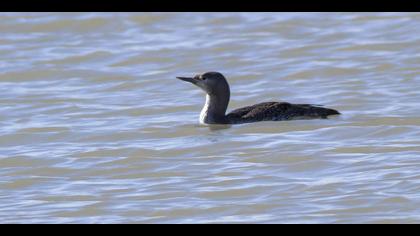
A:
[0,12,420,223]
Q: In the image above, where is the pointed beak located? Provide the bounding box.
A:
[176,76,198,85]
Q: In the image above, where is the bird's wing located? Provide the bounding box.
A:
[242,102,292,120]
[227,102,339,123]
[227,102,292,122]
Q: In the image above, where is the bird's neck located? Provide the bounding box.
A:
[200,93,230,124]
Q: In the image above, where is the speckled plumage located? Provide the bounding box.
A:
[226,102,340,124]
[177,72,340,125]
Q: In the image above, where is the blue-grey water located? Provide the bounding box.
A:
[0,12,420,223]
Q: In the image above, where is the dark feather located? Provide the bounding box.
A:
[226,102,340,124]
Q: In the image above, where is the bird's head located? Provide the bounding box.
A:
[176,71,230,96]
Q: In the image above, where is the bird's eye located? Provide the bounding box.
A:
[202,77,206,80]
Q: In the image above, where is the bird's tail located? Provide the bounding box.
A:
[320,107,340,118]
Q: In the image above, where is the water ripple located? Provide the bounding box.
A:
[1,12,420,223]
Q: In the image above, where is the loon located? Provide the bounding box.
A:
[177,72,340,125]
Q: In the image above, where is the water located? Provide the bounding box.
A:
[0,12,420,224]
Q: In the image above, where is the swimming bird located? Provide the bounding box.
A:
[177,72,340,125]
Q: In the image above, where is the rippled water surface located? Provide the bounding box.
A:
[1,13,420,223]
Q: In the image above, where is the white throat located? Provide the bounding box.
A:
[199,94,210,124]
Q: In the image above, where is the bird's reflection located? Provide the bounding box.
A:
[194,124,232,131]
[207,124,232,131]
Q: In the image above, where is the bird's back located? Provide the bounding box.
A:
[226,102,340,124]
